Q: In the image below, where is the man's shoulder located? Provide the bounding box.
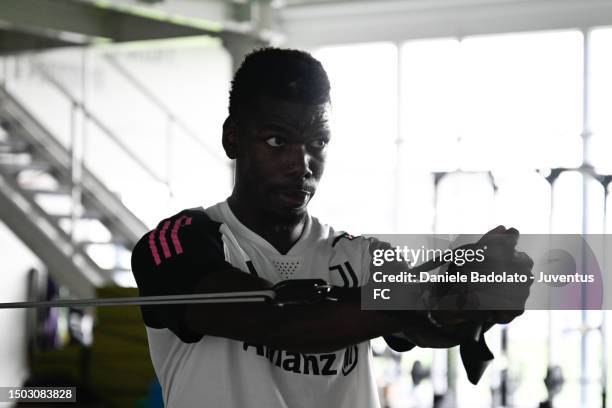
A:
[132,206,225,267]
[307,218,375,285]
[143,206,221,240]
[310,216,372,253]
[159,206,212,224]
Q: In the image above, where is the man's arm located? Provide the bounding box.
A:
[132,210,522,354]
[182,267,449,353]
[130,210,453,353]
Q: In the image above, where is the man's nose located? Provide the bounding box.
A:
[285,144,313,179]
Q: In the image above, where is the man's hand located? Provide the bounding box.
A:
[473,225,534,323]
[428,225,534,330]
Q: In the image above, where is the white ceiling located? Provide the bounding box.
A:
[78,0,612,47]
[278,0,612,47]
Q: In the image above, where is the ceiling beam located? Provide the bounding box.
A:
[0,28,80,54]
[281,0,612,48]
[0,0,225,44]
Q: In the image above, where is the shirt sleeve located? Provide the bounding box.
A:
[130,208,237,343]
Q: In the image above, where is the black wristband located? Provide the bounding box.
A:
[272,279,331,306]
[272,281,363,306]
[327,286,361,302]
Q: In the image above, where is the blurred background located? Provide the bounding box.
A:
[0,0,611,407]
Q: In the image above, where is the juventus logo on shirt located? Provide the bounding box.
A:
[342,345,358,376]
[329,261,358,288]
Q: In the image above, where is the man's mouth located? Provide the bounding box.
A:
[276,189,312,208]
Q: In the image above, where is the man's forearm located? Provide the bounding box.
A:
[182,270,458,353]
[185,298,429,353]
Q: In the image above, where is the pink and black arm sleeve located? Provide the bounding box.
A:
[130,208,233,343]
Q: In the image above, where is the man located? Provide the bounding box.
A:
[131,48,532,407]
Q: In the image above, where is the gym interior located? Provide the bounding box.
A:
[0,0,611,407]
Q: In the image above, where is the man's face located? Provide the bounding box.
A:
[233,96,331,221]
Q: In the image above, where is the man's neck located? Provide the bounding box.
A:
[227,195,307,255]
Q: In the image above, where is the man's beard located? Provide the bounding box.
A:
[263,203,308,227]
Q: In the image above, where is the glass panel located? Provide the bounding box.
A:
[552,171,583,234]
[400,39,461,172]
[400,31,583,172]
[591,27,612,135]
[494,171,551,233]
[590,27,612,174]
[311,43,398,234]
[435,172,495,234]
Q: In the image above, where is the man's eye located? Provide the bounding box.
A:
[265,137,286,147]
[310,139,328,149]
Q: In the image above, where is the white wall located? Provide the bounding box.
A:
[0,222,43,405]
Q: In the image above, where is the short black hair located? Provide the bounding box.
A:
[228,47,331,119]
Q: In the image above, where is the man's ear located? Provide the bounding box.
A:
[222,116,239,159]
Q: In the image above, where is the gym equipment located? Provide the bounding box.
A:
[539,365,565,408]
[0,279,334,309]
[410,360,431,386]
[0,278,495,384]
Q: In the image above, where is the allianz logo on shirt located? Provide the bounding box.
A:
[242,343,359,376]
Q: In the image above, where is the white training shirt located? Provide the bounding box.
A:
[134,200,387,408]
